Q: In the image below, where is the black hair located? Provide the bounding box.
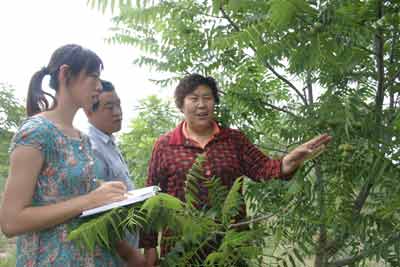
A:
[91,79,115,112]
[27,44,103,116]
[174,74,219,109]
[100,80,115,92]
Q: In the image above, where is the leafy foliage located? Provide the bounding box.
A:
[119,95,180,187]
[0,83,25,191]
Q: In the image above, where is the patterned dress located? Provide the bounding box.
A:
[10,116,122,267]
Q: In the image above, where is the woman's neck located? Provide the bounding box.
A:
[42,93,78,129]
[186,121,214,139]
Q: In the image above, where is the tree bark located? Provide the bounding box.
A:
[374,0,385,130]
[314,164,327,267]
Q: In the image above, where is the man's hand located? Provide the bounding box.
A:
[116,240,146,267]
[144,247,158,267]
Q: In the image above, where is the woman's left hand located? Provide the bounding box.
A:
[281,134,332,176]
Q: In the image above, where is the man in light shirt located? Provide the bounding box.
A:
[86,79,145,266]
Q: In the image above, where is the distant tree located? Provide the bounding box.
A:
[120,95,180,187]
[0,83,25,190]
[90,1,400,266]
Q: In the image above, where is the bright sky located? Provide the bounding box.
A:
[0,0,173,133]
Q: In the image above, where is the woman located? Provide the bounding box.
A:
[141,74,331,266]
[0,44,131,266]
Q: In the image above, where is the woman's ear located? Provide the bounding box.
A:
[58,64,71,86]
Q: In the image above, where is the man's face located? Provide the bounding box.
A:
[90,90,122,135]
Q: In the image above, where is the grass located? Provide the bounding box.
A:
[0,250,15,267]
[0,232,15,267]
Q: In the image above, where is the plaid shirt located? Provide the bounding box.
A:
[140,121,289,251]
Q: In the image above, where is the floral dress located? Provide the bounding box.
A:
[10,116,122,267]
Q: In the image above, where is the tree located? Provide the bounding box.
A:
[119,95,180,187]
[0,83,25,190]
[89,1,400,266]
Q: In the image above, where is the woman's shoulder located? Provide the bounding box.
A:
[10,116,55,152]
[155,131,173,146]
[17,116,53,133]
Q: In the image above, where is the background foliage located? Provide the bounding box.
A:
[0,83,24,266]
[0,83,24,194]
[119,95,180,187]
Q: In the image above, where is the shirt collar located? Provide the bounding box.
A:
[169,121,220,146]
[88,122,115,145]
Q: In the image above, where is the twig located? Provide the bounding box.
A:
[229,206,291,229]
[327,233,400,267]
[314,163,327,267]
[228,90,300,118]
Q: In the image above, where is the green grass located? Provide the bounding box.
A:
[0,229,16,267]
[0,249,16,267]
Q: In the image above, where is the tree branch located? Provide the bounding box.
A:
[260,100,299,118]
[374,0,385,128]
[226,90,300,118]
[314,164,328,267]
[385,29,399,94]
[327,233,400,267]
[219,7,307,105]
[306,72,313,105]
[229,206,291,229]
[326,157,384,257]
[229,213,275,228]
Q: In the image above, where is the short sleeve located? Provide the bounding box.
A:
[9,117,50,158]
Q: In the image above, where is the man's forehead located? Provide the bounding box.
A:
[99,91,120,102]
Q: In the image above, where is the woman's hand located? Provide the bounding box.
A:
[85,181,127,210]
[281,134,332,176]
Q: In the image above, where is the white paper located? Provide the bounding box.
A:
[80,186,160,218]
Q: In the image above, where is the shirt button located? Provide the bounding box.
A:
[79,145,83,151]
[205,170,211,176]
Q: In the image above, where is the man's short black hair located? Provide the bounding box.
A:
[92,79,115,112]
[100,80,115,92]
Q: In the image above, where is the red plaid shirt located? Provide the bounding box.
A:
[140,121,289,251]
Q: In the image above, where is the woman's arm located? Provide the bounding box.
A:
[0,146,127,237]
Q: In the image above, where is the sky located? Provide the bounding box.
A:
[0,0,173,133]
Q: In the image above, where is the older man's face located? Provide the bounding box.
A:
[91,90,122,135]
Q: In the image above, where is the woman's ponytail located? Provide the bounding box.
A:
[26,67,50,116]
